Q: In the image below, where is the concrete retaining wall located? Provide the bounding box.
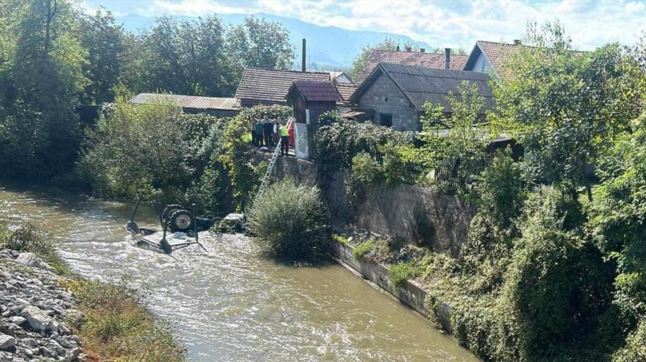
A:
[334,241,454,334]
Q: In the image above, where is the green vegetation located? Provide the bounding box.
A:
[77,95,233,213]
[247,178,329,260]
[389,260,423,286]
[220,105,292,210]
[0,0,294,184]
[1,222,184,361]
[63,278,184,362]
[352,239,376,259]
[0,223,70,275]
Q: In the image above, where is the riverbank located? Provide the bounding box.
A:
[0,223,184,361]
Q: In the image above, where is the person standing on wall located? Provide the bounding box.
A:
[263,115,273,147]
[255,115,264,147]
[251,117,258,146]
[280,119,289,156]
[273,118,281,147]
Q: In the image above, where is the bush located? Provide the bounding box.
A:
[389,260,423,286]
[64,278,184,361]
[220,104,292,210]
[352,239,375,259]
[78,94,232,214]
[613,318,646,361]
[0,223,69,275]
[247,178,329,260]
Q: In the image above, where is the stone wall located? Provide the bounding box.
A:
[352,184,475,257]
[272,156,474,257]
[357,74,420,131]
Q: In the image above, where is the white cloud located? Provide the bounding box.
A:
[127,0,646,49]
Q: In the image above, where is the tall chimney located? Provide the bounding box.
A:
[302,38,306,72]
[444,48,451,69]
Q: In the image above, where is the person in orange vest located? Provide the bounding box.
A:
[280,120,290,156]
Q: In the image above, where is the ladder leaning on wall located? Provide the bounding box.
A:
[251,118,294,207]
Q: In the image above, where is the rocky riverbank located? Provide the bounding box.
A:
[0,250,82,361]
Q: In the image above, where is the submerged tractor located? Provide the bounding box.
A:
[126,199,213,254]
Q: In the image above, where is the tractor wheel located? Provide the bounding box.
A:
[162,204,184,223]
[169,209,193,232]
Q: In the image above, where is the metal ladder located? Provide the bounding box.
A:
[252,118,293,206]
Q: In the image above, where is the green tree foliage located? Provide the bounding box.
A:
[247,178,329,260]
[78,95,232,213]
[219,104,292,210]
[227,16,294,71]
[588,110,646,322]
[495,187,611,360]
[420,82,489,196]
[78,9,125,104]
[0,0,88,178]
[140,16,236,96]
[493,22,644,200]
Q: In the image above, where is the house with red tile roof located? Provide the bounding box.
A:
[355,48,468,83]
[463,40,525,78]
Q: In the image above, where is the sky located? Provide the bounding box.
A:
[79,0,646,50]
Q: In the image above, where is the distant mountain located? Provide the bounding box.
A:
[116,13,434,71]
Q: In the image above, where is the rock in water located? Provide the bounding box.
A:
[15,253,54,272]
[0,333,16,351]
[20,306,51,332]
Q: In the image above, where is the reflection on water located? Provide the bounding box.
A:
[0,185,477,361]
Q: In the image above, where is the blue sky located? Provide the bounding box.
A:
[78,0,646,50]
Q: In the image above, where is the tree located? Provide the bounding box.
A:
[0,0,88,178]
[137,15,235,96]
[227,16,294,71]
[78,8,125,104]
[348,38,398,80]
[493,22,644,201]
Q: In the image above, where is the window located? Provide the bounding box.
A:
[379,113,393,127]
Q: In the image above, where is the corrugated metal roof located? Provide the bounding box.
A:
[287,80,341,102]
[356,49,468,83]
[235,68,330,103]
[131,93,240,110]
[351,62,494,112]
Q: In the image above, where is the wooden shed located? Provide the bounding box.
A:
[286,80,340,125]
[286,80,341,160]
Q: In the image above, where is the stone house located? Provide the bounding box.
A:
[348,62,493,131]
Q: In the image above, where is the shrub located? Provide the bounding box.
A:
[220,104,291,210]
[613,318,646,362]
[78,94,231,214]
[0,223,69,275]
[389,260,423,286]
[247,178,329,260]
[65,278,184,361]
[352,239,375,259]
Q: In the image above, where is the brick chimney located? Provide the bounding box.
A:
[444,48,451,69]
[405,46,412,52]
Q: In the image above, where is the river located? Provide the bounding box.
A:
[0,185,476,361]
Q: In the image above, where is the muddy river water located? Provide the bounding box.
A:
[0,185,476,361]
